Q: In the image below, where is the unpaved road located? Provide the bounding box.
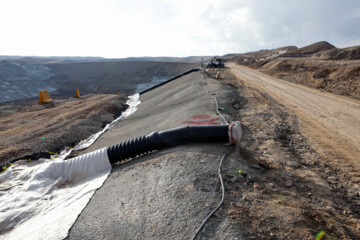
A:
[228,63,360,184]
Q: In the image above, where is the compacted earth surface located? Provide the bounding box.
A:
[0,94,127,167]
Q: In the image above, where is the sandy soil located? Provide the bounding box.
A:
[0,94,127,166]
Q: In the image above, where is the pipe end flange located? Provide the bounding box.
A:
[229,121,242,145]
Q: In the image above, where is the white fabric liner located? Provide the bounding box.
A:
[53,93,141,161]
[0,94,140,240]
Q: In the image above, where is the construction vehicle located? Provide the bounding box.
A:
[206,57,224,68]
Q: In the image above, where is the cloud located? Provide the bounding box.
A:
[0,0,359,57]
[199,0,360,53]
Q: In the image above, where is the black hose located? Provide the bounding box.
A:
[191,146,234,240]
[107,125,229,163]
[139,68,200,95]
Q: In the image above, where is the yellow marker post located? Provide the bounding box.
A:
[74,89,80,98]
[38,90,53,104]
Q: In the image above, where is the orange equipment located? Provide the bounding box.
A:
[38,90,53,104]
[74,89,80,98]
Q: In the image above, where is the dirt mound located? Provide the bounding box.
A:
[0,94,127,166]
[293,41,336,54]
[275,45,298,52]
[318,46,360,60]
[231,42,360,98]
[223,46,298,63]
[258,58,360,98]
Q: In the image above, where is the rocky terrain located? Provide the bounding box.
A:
[224,41,360,99]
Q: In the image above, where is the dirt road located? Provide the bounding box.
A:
[228,63,360,183]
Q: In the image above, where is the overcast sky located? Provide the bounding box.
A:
[0,0,359,58]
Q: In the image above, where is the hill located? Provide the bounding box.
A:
[292,41,336,54]
[229,41,360,98]
[317,45,360,60]
[0,58,198,102]
[46,61,198,96]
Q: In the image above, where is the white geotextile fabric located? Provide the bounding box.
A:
[0,94,141,240]
[0,148,111,240]
[52,93,141,161]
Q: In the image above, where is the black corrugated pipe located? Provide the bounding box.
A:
[107,122,242,164]
[24,122,241,170]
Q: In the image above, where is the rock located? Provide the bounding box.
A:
[230,177,238,183]
[298,183,305,189]
[285,180,293,187]
[233,103,240,109]
[261,189,270,194]
[254,183,262,189]
[307,192,312,196]
[250,164,261,170]
[231,99,240,105]
[258,159,270,169]
[228,209,236,216]
[268,183,275,188]
[247,175,259,182]
[286,161,300,168]
[327,176,337,183]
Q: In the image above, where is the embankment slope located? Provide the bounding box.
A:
[68,68,360,239]
[0,94,127,165]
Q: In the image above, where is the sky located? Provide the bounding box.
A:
[0,0,359,58]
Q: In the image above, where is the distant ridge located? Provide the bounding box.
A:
[292,41,336,54]
[0,55,211,64]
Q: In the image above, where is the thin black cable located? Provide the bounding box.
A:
[199,180,218,240]
[191,146,235,240]
[200,70,227,124]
